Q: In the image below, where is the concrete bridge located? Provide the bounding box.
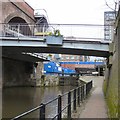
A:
[0,0,110,58]
[1,35,109,57]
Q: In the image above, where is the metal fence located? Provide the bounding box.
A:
[11,80,92,120]
[1,23,113,41]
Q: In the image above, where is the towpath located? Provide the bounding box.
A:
[72,76,108,118]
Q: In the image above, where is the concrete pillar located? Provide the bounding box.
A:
[36,62,44,79]
[34,62,44,86]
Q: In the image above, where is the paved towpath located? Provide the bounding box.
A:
[72,76,108,118]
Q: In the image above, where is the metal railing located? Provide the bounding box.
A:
[0,23,114,41]
[11,80,92,120]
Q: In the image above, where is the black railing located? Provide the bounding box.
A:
[11,81,92,120]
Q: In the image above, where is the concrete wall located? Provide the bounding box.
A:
[59,76,79,86]
[36,62,44,79]
[2,58,55,87]
[2,58,35,87]
[35,74,59,87]
[35,74,79,87]
[44,75,59,86]
[104,8,119,118]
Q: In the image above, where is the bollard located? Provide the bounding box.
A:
[73,89,76,111]
[58,95,62,120]
[67,91,71,120]
[77,87,80,106]
[39,103,45,120]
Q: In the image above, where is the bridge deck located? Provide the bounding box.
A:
[1,36,109,57]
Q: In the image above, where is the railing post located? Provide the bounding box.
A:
[91,81,92,90]
[83,85,85,100]
[18,24,20,38]
[73,89,76,111]
[81,86,83,102]
[83,84,86,99]
[86,82,88,96]
[3,24,5,36]
[67,91,71,120]
[58,95,62,120]
[43,24,45,39]
[77,87,80,107]
[80,86,82,102]
[39,103,45,120]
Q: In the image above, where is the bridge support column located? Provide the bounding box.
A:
[33,62,44,86]
[2,58,36,87]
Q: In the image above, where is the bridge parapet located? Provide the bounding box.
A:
[1,23,113,43]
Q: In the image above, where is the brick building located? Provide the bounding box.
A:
[60,54,89,62]
[59,54,90,70]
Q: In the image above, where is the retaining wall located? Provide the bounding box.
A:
[104,8,119,118]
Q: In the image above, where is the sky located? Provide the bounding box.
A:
[25,0,117,24]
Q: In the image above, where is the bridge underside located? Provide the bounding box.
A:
[2,52,48,62]
[2,46,109,57]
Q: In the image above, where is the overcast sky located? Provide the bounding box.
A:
[25,0,116,24]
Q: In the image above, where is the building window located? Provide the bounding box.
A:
[61,57,64,60]
[70,56,74,60]
[80,56,83,61]
[66,56,69,59]
[76,56,79,60]
[84,56,88,62]
[105,31,110,34]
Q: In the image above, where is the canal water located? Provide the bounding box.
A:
[2,86,76,118]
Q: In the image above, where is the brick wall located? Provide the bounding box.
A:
[2,0,35,23]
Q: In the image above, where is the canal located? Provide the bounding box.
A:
[3,86,76,118]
